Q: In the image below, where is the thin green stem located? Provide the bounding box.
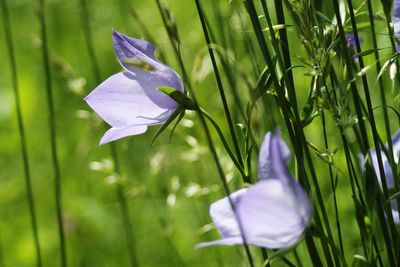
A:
[155,1,256,265]
[195,0,245,172]
[202,9,246,120]
[321,110,344,257]
[243,1,324,266]
[201,109,247,178]
[37,0,66,266]
[1,0,42,266]
[346,0,398,263]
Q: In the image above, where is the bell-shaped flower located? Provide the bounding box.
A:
[359,129,400,223]
[84,30,183,145]
[197,132,312,249]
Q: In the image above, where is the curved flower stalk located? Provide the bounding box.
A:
[84,30,183,145]
[197,132,312,249]
[359,129,400,223]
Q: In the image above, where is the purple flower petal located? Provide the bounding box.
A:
[112,30,183,89]
[100,125,148,145]
[393,0,400,44]
[360,129,400,224]
[198,132,311,249]
[208,189,247,239]
[362,129,400,189]
[370,149,394,188]
[85,71,178,126]
[237,179,311,248]
[391,200,400,224]
[197,179,311,249]
[258,132,291,182]
[345,34,363,48]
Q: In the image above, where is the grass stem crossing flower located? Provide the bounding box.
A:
[360,129,400,223]
[197,132,311,249]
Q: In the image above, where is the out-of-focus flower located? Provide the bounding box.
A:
[197,132,311,249]
[84,30,183,145]
[345,34,363,61]
[393,0,400,51]
[360,129,400,223]
[345,34,363,48]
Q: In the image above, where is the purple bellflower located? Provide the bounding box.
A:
[359,129,400,223]
[393,0,400,51]
[84,30,183,145]
[197,132,311,249]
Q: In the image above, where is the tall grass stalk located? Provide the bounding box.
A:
[260,8,338,265]
[320,110,344,256]
[243,1,338,265]
[366,0,400,260]
[1,0,42,266]
[194,1,248,181]
[333,0,397,264]
[155,0,256,265]
[79,0,138,266]
[36,0,67,266]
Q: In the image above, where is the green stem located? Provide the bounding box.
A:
[37,0,66,266]
[155,0,255,265]
[243,1,324,266]
[320,110,344,257]
[195,0,244,170]
[367,0,400,236]
[201,109,247,178]
[346,0,398,262]
[1,0,42,266]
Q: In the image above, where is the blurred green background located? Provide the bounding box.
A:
[0,0,399,266]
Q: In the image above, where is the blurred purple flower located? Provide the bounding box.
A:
[346,34,363,62]
[393,0,400,51]
[84,30,183,145]
[359,129,400,223]
[345,34,363,48]
[197,132,311,249]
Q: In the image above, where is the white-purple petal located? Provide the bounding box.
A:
[360,129,400,224]
[100,125,148,145]
[112,30,183,89]
[198,179,310,249]
[85,72,178,127]
[208,189,247,239]
[362,129,400,189]
[258,132,291,182]
[112,29,156,60]
[237,179,311,248]
[391,200,400,224]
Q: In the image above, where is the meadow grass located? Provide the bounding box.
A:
[1,0,400,266]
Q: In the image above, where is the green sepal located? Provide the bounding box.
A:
[150,107,184,148]
[158,86,197,110]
